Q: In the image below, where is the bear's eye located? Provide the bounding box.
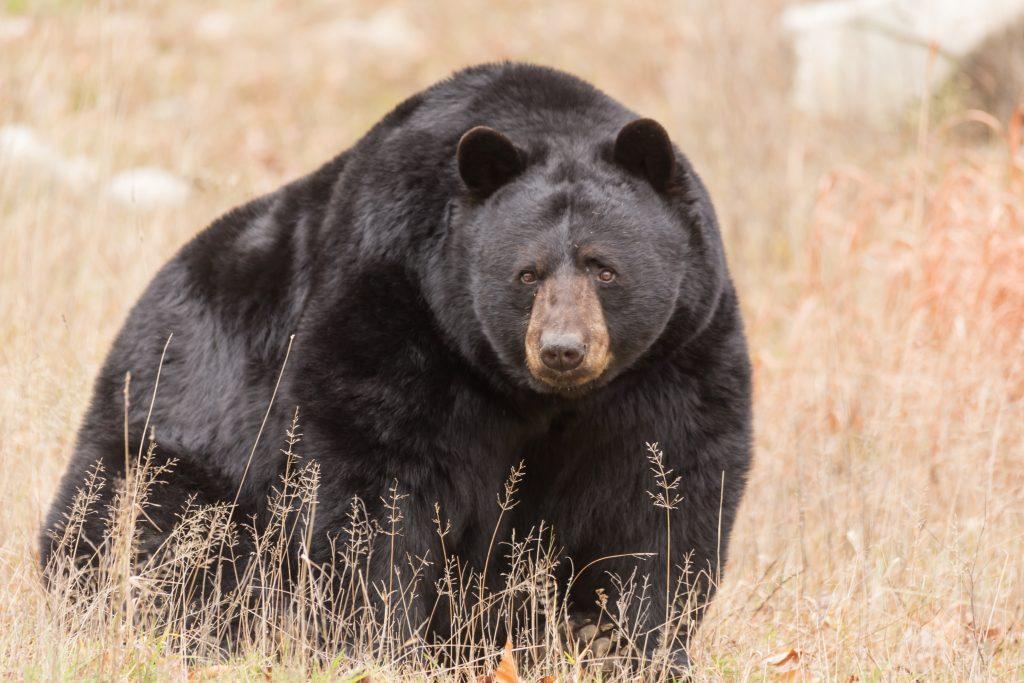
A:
[597,268,616,283]
[519,270,538,285]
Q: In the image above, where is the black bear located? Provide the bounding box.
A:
[41,63,751,668]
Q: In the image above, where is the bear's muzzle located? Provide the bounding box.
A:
[524,272,612,391]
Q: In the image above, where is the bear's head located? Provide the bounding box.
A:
[445,118,724,397]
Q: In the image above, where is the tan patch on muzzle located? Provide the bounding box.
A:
[525,273,612,389]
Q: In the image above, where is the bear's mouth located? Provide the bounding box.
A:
[526,365,609,396]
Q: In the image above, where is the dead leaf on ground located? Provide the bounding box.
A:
[764,648,804,678]
[478,640,519,683]
[188,665,235,681]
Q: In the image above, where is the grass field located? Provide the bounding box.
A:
[1,1,1022,680]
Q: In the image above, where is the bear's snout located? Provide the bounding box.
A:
[539,332,586,372]
[524,272,611,392]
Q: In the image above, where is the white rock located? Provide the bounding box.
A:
[323,7,424,56]
[196,11,235,41]
[106,167,190,208]
[782,0,1024,122]
[0,16,31,43]
[359,7,422,53]
[0,124,59,166]
[0,124,97,190]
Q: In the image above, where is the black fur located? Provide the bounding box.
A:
[41,63,752,664]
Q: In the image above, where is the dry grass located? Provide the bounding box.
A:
[1,0,1023,680]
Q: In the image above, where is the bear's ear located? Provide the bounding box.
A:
[613,118,676,192]
[457,126,523,198]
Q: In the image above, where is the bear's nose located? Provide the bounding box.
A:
[540,337,586,372]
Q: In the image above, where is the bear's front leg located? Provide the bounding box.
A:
[528,422,748,675]
[298,439,519,650]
